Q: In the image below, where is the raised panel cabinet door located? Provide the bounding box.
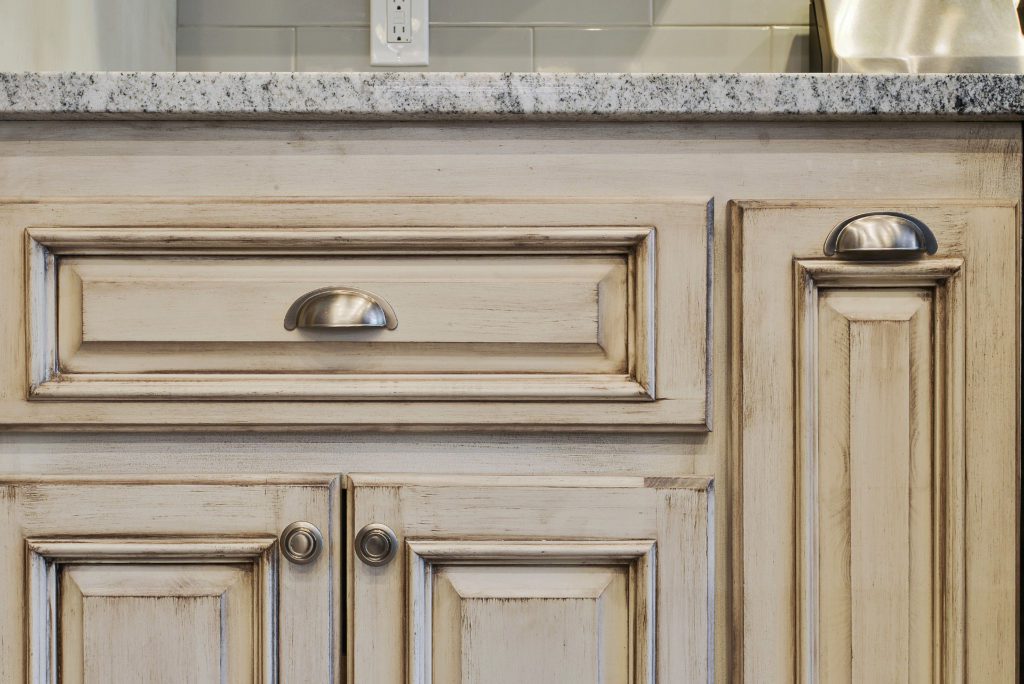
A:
[348,474,714,684]
[730,202,1019,683]
[0,475,341,683]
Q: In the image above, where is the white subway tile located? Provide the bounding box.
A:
[654,0,809,26]
[534,27,772,73]
[771,26,810,72]
[431,0,650,25]
[297,27,533,71]
[178,0,367,27]
[177,27,295,71]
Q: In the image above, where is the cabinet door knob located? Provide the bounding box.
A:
[283,286,398,331]
[355,523,399,567]
[280,521,324,565]
[824,212,938,259]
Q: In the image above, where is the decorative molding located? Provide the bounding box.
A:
[26,224,656,403]
[25,535,279,683]
[405,540,657,684]
[793,258,966,682]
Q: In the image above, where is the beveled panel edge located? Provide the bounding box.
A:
[792,257,967,683]
[347,473,715,491]
[25,534,279,684]
[405,539,657,684]
[25,223,661,404]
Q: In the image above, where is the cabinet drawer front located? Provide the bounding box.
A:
[14,199,710,429]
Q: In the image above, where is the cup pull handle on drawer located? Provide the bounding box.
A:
[283,286,398,331]
[823,211,938,259]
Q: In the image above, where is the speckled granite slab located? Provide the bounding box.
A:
[2,72,1023,120]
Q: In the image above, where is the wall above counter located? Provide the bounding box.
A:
[179,0,811,73]
[1,0,811,73]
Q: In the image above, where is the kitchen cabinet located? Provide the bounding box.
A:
[0,116,1018,682]
[0,476,342,682]
[0,474,712,683]
[348,475,712,683]
[732,202,1018,682]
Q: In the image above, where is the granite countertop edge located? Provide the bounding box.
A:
[2,71,1024,121]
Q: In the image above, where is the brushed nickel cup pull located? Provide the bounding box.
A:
[283,286,398,331]
[280,521,324,565]
[354,523,399,567]
[823,212,938,259]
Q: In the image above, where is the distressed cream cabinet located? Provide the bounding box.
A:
[0,119,1019,683]
[1,476,342,682]
[731,202,1018,682]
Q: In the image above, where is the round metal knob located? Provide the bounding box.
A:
[280,521,324,565]
[355,523,399,567]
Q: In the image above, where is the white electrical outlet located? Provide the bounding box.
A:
[387,0,410,43]
[371,0,428,66]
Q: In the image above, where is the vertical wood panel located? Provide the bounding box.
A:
[814,298,852,684]
[962,201,1019,683]
[840,294,931,682]
[798,268,960,684]
[733,199,1017,684]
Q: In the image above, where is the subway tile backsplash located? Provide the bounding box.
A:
[177,0,812,73]
[298,27,534,72]
[178,0,369,27]
[654,0,809,26]
[177,26,296,71]
[534,27,771,73]
[430,0,652,25]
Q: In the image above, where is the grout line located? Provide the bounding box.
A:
[529,27,536,73]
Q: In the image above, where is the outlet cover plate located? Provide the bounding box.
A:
[371,0,429,66]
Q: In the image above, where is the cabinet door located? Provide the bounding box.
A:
[348,475,713,683]
[0,475,341,683]
[731,202,1018,683]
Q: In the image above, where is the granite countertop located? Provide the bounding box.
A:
[1,72,1023,121]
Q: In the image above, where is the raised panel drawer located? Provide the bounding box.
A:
[7,199,711,429]
[55,254,634,396]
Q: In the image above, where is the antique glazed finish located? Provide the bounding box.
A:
[0,72,1020,683]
